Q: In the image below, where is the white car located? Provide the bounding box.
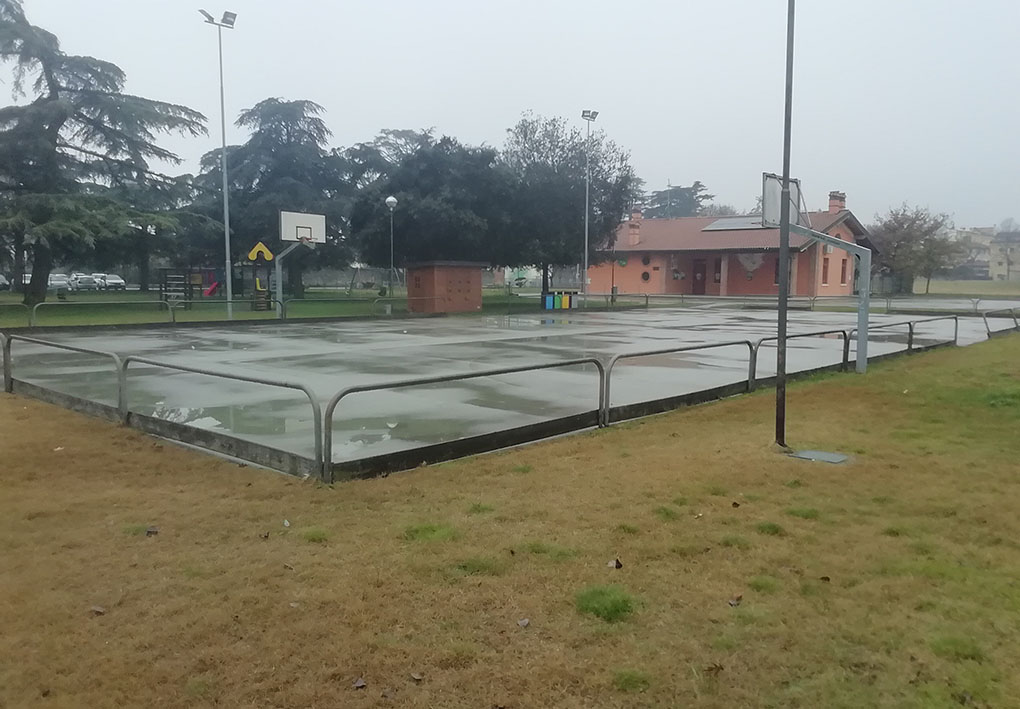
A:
[48,273,70,291]
[99,273,126,291]
[69,274,98,291]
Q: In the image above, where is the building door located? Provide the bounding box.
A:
[692,259,707,295]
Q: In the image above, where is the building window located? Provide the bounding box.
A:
[713,258,722,283]
[822,257,830,286]
[840,258,848,285]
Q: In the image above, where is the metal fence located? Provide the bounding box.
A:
[1,313,967,481]
[981,307,1019,337]
[32,299,174,326]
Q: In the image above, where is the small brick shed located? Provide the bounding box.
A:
[405,261,485,314]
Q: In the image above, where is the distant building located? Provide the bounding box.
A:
[945,226,994,280]
[989,232,1020,282]
[588,191,873,297]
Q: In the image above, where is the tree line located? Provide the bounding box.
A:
[0,0,989,303]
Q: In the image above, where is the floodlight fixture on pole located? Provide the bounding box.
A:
[386,196,398,297]
[200,8,237,318]
[581,109,599,301]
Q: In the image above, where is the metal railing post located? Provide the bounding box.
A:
[842,332,851,371]
[2,333,11,393]
[907,322,914,351]
[117,359,129,421]
[749,341,761,391]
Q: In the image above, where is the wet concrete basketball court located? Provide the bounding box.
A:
[5,308,988,465]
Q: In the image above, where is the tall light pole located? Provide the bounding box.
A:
[581,110,599,298]
[385,195,398,296]
[200,9,237,319]
[775,0,796,447]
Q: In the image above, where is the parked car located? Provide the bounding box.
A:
[93,273,127,290]
[48,273,70,291]
[0,274,9,291]
[68,273,98,291]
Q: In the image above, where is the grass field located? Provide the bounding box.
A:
[914,278,1020,297]
[1,336,1018,707]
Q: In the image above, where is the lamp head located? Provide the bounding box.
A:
[385,195,398,210]
[221,11,237,27]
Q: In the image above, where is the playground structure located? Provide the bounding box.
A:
[158,267,223,305]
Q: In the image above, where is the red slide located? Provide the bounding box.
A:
[203,281,220,297]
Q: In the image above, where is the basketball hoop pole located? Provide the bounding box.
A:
[775,0,796,448]
[274,239,313,318]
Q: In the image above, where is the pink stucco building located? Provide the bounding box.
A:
[588,191,872,297]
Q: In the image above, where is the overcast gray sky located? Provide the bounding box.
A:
[23,0,1020,226]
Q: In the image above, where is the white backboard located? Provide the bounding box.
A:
[280,211,326,243]
[762,173,809,228]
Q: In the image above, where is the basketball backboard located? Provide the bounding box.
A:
[280,211,326,244]
[761,173,809,229]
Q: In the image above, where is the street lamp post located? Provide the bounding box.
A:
[200,9,237,319]
[581,110,599,300]
[385,195,398,297]
[775,0,796,447]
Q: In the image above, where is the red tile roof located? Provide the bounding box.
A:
[610,210,859,253]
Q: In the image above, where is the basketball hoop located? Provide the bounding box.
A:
[297,236,316,250]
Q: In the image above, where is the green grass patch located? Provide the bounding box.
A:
[784,479,804,489]
[930,635,985,663]
[653,505,680,521]
[720,535,750,550]
[786,507,820,520]
[672,496,688,506]
[756,522,786,536]
[707,485,727,496]
[612,669,651,693]
[122,524,149,536]
[511,464,533,474]
[403,523,458,542]
[615,523,640,535]
[299,527,328,543]
[467,503,494,515]
[748,575,779,594]
[575,585,635,623]
[882,526,908,537]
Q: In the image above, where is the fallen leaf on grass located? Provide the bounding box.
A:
[607,558,623,569]
[353,677,366,689]
[409,672,423,683]
[53,447,64,452]
[259,532,270,540]
[819,575,831,583]
[283,563,295,571]
[517,618,530,628]
[731,501,740,508]
[727,595,742,608]
[145,526,159,537]
[89,606,106,616]
[283,519,291,528]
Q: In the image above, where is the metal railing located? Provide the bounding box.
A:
[31,299,174,326]
[118,356,322,464]
[3,333,123,395]
[981,307,1019,336]
[1,312,969,478]
[170,298,284,320]
[322,357,607,479]
[750,329,850,386]
[848,315,960,353]
[603,340,755,413]
[281,297,375,319]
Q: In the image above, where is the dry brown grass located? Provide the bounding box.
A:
[1,336,1019,708]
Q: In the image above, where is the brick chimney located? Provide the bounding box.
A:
[628,209,642,246]
[828,191,847,214]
